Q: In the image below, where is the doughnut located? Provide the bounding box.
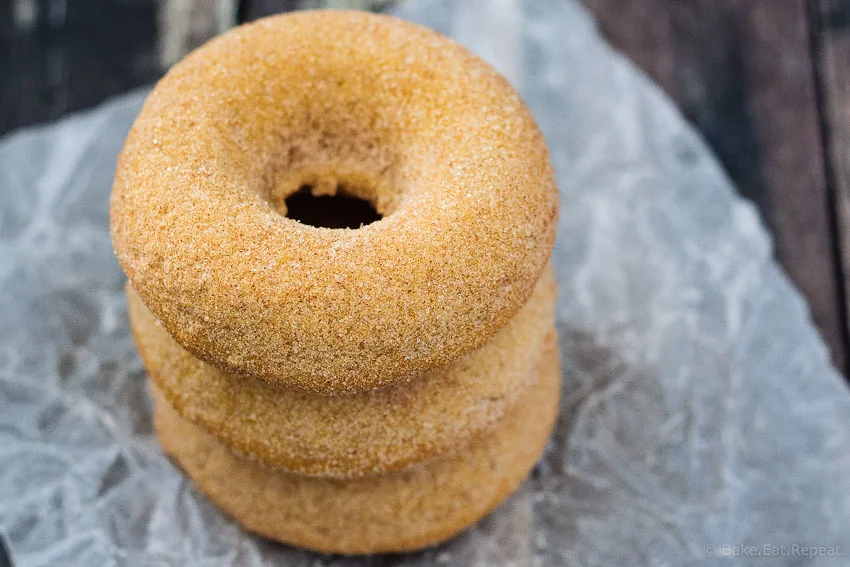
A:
[128,268,555,478]
[152,335,560,555]
[111,10,559,394]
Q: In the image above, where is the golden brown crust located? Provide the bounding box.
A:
[111,10,559,394]
[152,335,561,555]
[128,268,556,478]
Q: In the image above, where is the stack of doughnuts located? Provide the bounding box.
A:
[111,11,560,555]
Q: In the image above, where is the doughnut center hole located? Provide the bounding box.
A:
[284,185,382,229]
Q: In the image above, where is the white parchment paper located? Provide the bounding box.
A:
[2,1,850,565]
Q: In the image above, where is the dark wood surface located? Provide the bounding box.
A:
[582,0,850,371]
[814,0,850,372]
[2,0,850,372]
[0,0,161,134]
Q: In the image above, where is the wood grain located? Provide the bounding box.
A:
[240,0,393,20]
[814,0,850,373]
[2,0,849,371]
[159,0,237,68]
[0,0,161,134]
[0,0,393,134]
[582,0,848,371]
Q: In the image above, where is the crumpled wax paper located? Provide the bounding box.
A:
[2,0,850,565]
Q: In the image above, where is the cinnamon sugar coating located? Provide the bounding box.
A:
[152,335,561,555]
[128,268,556,479]
[110,10,559,393]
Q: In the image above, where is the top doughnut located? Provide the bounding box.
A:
[111,10,558,394]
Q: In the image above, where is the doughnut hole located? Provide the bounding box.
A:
[283,184,382,229]
[111,11,560,393]
[258,100,407,230]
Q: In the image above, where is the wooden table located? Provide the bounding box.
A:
[3,0,848,372]
[584,0,850,373]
